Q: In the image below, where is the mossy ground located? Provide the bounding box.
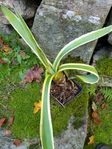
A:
[0,32,88,140]
[0,32,112,147]
[93,101,112,144]
[84,57,112,148]
[95,57,112,77]
[8,80,88,139]
[93,57,112,144]
[84,85,112,149]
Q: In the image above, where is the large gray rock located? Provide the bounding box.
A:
[93,46,112,63]
[108,34,112,45]
[0,0,37,34]
[0,11,10,33]
[0,0,37,19]
[54,115,87,149]
[32,0,112,63]
[108,9,112,45]
[0,129,39,149]
[0,129,26,149]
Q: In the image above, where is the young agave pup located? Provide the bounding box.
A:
[1,6,112,149]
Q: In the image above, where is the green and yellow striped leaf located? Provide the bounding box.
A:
[1,6,53,73]
[40,74,54,149]
[53,25,112,70]
[75,74,99,84]
[59,63,99,84]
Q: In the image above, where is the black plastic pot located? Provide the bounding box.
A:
[51,80,82,106]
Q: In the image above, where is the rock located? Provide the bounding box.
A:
[54,114,87,149]
[0,11,10,34]
[0,0,37,34]
[0,129,26,149]
[108,34,112,45]
[98,77,112,87]
[0,129,39,149]
[107,9,112,45]
[0,0,37,20]
[32,0,112,63]
[93,46,112,63]
[0,113,87,149]
[0,23,11,34]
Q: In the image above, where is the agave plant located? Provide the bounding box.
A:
[1,5,112,149]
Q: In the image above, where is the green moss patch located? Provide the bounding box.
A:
[84,87,112,149]
[9,82,41,139]
[0,32,88,140]
[8,81,88,139]
[96,57,112,77]
[93,98,112,144]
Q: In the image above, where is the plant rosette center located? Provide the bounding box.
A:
[51,72,82,106]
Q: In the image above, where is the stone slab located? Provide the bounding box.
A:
[98,77,112,87]
[32,0,112,63]
[54,114,87,149]
[0,0,37,34]
[0,113,87,149]
[107,8,112,45]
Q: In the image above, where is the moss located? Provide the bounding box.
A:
[62,55,83,64]
[84,87,112,149]
[0,31,43,118]
[93,99,112,144]
[0,64,23,119]
[73,118,83,129]
[9,82,41,139]
[0,32,88,140]
[0,32,40,138]
[52,81,88,135]
[96,57,112,77]
[8,80,88,139]
[84,145,94,149]
[29,143,40,149]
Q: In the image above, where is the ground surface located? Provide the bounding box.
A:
[0,32,88,148]
[0,32,112,148]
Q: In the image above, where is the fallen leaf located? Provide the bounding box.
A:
[3,129,11,136]
[88,135,94,144]
[33,101,42,114]
[7,116,14,127]
[92,111,101,125]
[101,103,107,109]
[0,117,6,128]
[95,92,104,104]
[2,44,12,54]
[92,101,97,111]
[13,139,21,147]
[23,65,44,84]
